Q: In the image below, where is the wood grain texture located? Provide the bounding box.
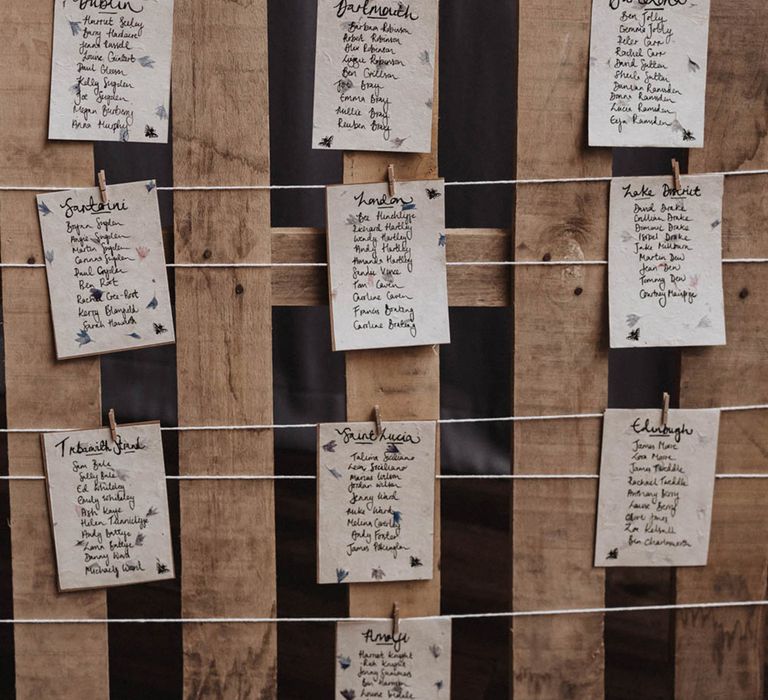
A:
[172,1,276,698]
[343,18,441,620]
[271,227,511,307]
[677,3,768,685]
[514,1,612,697]
[0,1,108,698]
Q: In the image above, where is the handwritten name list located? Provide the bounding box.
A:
[326,180,449,351]
[37,180,175,359]
[609,174,725,348]
[49,0,174,143]
[595,408,719,567]
[317,421,436,584]
[313,0,438,152]
[336,619,451,699]
[588,0,711,147]
[43,423,174,590]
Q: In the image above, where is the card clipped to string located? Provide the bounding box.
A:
[326,178,450,351]
[42,421,175,591]
[609,173,725,348]
[588,0,711,148]
[336,618,451,699]
[317,420,436,585]
[594,408,720,567]
[312,0,438,153]
[48,0,174,143]
[37,180,175,359]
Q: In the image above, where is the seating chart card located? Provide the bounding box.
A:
[595,408,719,567]
[609,174,725,348]
[37,180,175,359]
[326,179,449,351]
[42,422,175,591]
[588,0,711,147]
[312,0,438,153]
[317,421,436,585]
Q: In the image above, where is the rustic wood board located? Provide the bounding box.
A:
[343,18,441,620]
[172,1,277,697]
[0,0,108,697]
[677,2,768,685]
[513,1,612,697]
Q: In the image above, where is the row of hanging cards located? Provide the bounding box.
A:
[589,0,711,148]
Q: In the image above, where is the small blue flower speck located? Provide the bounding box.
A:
[337,655,351,670]
[37,201,52,217]
[438,233,447,247]
[336,568,349,584]
[44,250,54,264]
[75,329,92,347]
[138,55,155,69]
[146,295,158,310]
[146,180,156,193]
[68,20,81,36]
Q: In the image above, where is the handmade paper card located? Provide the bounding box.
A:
[588,0,711,147]
[609,173,725,348]
[326,179,449,351]
[595,408,719,567]
[317,421,436,584]
[37,180,175,359]
[42,422,175,591]
[312,0,438,153]
[48,0,174,143]
[336,618,451,699]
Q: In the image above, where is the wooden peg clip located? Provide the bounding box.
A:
[374,405,383,438]
[387,164,396,197]
[108,408,118,443]
[98,169,109,203]
[671,159,681,192]
[392,602,400,636]
[661,392,670,427]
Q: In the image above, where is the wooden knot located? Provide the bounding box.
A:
[202,249,212,259]
[235,284,245,296]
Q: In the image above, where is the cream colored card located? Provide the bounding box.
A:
[588,0,711,147]
[37,180,175,359]
[595,408,719,567]
[317,421,436,584]
[609,174,725,348]
[49,0,174,143]
[42,422,175,591]
[312,0,437,153]
[326,179,449,351]
[336,618,451,699]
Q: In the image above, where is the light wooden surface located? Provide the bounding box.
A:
[513,1,612,697]
[172,1,277,697]
[676,2,768,692]
[343,17,442,620]
[0,1,108,698]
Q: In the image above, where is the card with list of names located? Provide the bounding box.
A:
[312,0,438,153]
[49,0,174,143]
[326,179,450,351]
[317,421,436,585]
[588,0,711,148]
[37,180,175,359]
[336,618,451,699]
[609,173,725,348]
[595,408,720,567]
[42,422,175,591]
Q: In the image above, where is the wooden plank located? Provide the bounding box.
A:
[513,1,612,697]
[172,1,276,697]
[343,13,441,621]
[676,0,768,684]
[271,227,511,307]
[0,1,108,697]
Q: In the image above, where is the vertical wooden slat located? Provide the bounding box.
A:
[343,15,441,620]
[0,1,108,697]
[172,1,276,697]
[676,1,768,693]
[513,1,612,697]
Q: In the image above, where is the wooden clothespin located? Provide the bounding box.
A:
[387,164,396,197]
[373,405,383,438]
[97,169,109,203]
[671,159,681,192]
[108,408,118,443]
[391,602,400,636]
[661,392,670,427]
